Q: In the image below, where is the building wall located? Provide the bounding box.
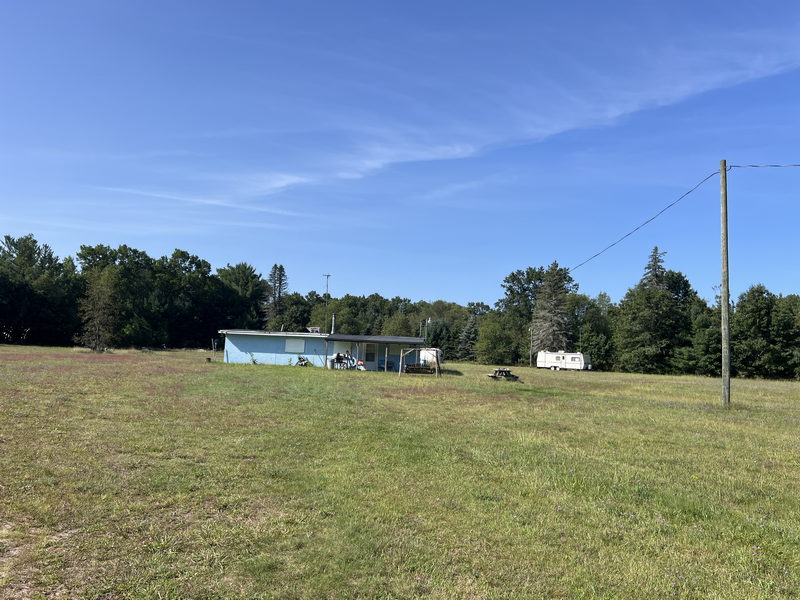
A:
[223,334,329,366]
[223,334,418,371]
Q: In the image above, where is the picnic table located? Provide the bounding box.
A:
[487,368,519,381]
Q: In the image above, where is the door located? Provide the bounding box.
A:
[364,343,378,371]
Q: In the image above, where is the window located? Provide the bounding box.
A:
[285,338,305,353]
[571,356,580,362]
[555,355,561,361]
[365,343,377,362]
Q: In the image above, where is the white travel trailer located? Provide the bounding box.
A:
[536,351,591,371]
[419,348,443,365]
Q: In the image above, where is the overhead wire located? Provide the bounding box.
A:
[728,163,800,169]
[567,163,800,273]
[568,170,719,273]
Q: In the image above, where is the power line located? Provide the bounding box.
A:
[568,170,719,273]
[729,163,800,169]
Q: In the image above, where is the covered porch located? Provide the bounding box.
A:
[325,334,425,372]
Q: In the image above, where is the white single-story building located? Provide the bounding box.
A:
[218,329,427,372]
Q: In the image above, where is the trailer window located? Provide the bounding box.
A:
[555,356,561,361]
[571,356,580,362]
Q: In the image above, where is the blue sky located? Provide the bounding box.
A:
[2,1,800,305]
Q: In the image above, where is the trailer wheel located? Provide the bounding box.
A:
[550,366,556,370]
[555,366,561,371]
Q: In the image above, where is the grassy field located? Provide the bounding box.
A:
[1,345,798,599]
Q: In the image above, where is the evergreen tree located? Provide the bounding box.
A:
[530,262,576,353]
[425,318,454,357]
[77,265,119,351]
[642,246,667,288]
[264,264,288,324]
[612,248,697,374]
[456,313,479,361]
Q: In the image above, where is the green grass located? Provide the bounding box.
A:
[1,345,798,599]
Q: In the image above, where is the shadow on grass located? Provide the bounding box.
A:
[441,368,464,376]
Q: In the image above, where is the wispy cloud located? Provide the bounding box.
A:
[418,175,504,202]
[95,186,306,217]
[200,219,295,230]
[331,28,800,177]
[194,172,311,196]
[502,28,800,141]
[94,26,800,202]
[333,141,478,180]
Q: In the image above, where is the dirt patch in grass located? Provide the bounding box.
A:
[0,522,21,578]
[0,521,82,600]
[0,522,49,600]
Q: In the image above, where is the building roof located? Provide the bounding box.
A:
[218,329,326,337]
[218,329,425,345]
[326,333,425,345]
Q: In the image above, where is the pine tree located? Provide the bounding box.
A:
[264,264,288,325]
[642,246,667,288]
[612,248,697,373]
[456,313,478,361]
[425,318,452,355]
[78,265,120,351]
[529,262,575,353]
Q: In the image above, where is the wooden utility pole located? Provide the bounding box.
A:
[528,327,533,367]
[323,274,331,332]
[720,160,731,407]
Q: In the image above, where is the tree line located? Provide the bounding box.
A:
[473,247,800,379]
[2,234,798,379]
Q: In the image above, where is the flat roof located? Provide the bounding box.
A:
[218,329,327,337]
[326,334,425,345]
[218,330,425,345]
